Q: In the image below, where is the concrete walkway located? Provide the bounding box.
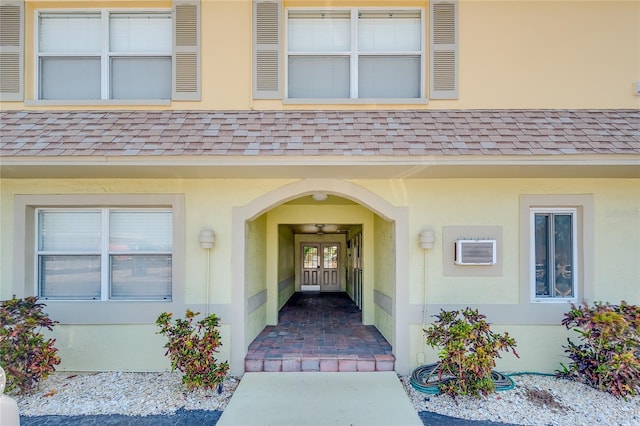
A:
[217,371,422,426]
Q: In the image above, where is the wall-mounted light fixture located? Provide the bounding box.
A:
[199,228,215,249]
[311,192,328,201]
[419,230,435,250]
[199,228,215,315]
[418,229,435,364]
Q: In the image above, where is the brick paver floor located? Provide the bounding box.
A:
[245,292,395,372]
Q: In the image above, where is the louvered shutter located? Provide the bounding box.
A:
[253,0,281,99]
[172,0,200,101]
[430,0,457,99]
[0,0,23,101]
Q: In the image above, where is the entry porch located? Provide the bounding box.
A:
[245,292,395,372]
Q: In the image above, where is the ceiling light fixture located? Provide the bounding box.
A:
[311,192,328,201]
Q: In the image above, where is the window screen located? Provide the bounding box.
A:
[37,10,171,100]
[36,209,173,301]
[111,57,171,99]
[287,8,423,99]
[288,56,350,98]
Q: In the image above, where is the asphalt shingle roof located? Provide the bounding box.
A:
[1,109,638,158]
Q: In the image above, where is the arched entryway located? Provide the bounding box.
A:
[230,179,409,376]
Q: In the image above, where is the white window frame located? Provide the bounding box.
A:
[34,8,172,101]
[284,7,425,101]
[529,207,578,303]
[35,207,173,301]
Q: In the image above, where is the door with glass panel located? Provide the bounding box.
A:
[301,243,340,291]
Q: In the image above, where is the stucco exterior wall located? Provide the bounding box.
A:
[277,225,295,309]
[4,0,638,111]
[349,178,640,307]
[373,213,394,342]
[246,213,268,344]
[1,177,638,372]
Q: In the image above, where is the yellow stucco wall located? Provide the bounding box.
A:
[351,178,640,306]
[4,0,638,111]
[0,178,294,302]
[373,213,394,341]
[277,225,295,309]
[409,323,574,373]
[46,323,232,372]
[1,177,638,372]
[246,213,268,299]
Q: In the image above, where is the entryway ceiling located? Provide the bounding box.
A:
[281,195,362,234]
[285,223,356,235]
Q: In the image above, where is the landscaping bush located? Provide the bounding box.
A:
[0,296,61,394]
[156,309,229,391]
[424,307,519,397]
[558,301,640,398]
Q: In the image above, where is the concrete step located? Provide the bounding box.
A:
[245,354,395,372]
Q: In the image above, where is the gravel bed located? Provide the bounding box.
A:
[402,374,640,426]
[15,372,238,417]
[14,371,640,425]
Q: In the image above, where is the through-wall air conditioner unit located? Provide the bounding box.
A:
[455,239,497,265]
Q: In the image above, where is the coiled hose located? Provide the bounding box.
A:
[410,363,516,395]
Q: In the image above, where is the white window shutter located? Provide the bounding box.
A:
[0,0,24,101]
[430,0,457,99]
[253,0,281,99]
[173,0,200,101]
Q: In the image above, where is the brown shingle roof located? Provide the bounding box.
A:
[1,109,639,158]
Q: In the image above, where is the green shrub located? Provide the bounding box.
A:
[156,309,229,391]
[0,296,61,394]
[558,301,640,398]
[424,307,519,397]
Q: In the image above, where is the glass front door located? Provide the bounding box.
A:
[301,243,340,291]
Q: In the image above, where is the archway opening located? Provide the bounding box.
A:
[231,180,410,375]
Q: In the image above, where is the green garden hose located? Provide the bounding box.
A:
[410,363,516,395]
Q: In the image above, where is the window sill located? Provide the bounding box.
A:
[531,298,577,304]
[24,99,171,107]
[283,97,429,105]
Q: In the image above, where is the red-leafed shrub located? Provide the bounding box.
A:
[0,296,61,394]
[424,307,519,397]
[156,309,229,391]
[558,301,640,398]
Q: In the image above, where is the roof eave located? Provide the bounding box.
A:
[1,154,638,179]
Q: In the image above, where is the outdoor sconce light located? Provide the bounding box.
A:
[419,230,435,250]
[311,192,328,201]
[199,228,215,249]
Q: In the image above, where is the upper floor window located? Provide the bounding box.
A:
[37,11,172,100]
[36,208,173,301]
[531,208,577,302]
[286,9,423,100]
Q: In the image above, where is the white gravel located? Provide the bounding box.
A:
[14,371,640,425]
[14,372,239,417]
[402,373,640,426]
